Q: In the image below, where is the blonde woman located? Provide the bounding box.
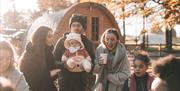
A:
[0,40,29,91]
[93,28,131,91]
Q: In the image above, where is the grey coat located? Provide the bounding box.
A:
[93,43,131,91]
[0,68,30,91]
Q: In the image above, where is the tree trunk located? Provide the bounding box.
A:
[165,29,172,50]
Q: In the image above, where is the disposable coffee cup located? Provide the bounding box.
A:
[100,53,108,64]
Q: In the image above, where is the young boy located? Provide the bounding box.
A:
[122,54,154,91]
[62,32,92,72]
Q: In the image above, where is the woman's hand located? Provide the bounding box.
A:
[98,53,108,65]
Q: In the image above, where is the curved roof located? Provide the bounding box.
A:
[27,2,121,39]
[27,9,68,38]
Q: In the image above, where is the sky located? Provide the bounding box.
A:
[0,0,179,37]
[0,0,38,16]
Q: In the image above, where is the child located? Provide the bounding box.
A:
[122,54,154,91]
[151,55,180,91]
[62,32,92,72]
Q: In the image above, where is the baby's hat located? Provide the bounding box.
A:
[64,32,84,49]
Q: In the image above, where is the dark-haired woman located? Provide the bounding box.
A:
[19,27,57,91]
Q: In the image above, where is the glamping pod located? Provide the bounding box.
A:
[28,2,123,48]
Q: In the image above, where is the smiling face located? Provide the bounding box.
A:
[134,59,148,77]
[104,33,118,50]
[0,49,12,73]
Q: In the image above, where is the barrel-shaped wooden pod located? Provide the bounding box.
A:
[28,2,123,48]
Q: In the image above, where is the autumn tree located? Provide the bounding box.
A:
[80,0,179,49]
[37,0,73,12]
[3,10,27,29]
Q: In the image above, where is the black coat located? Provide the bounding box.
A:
[19,42,57,91]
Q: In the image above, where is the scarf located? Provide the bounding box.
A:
[129,73,154,91]
[95,43,127,91]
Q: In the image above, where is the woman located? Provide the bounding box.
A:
[93,28,131,91]
[0,40,29,91]
[19,27,57,91]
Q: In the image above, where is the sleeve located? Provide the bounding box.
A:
[107,53,131,85]
[83,49,91,61]
[53,37,66,62]
[92,45,104,74]
[82,36,95,66]
[16,75,29,91]
[61,51,69,62]
[11,70,29,91]
[122,79,129,91]
[53,37,67,69]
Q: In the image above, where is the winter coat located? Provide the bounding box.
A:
[93,43,131,91]
[0,68,29,91]
[53,32,95,67]
[53,32,95,91]
[19,42,57,91]
[122,73,154,91]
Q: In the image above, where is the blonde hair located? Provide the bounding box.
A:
[100,28,120,46]
[0,39,17,70]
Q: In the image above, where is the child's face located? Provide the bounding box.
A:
[68,39,81,48]
[134,60,148,77]
[0,49,12,73]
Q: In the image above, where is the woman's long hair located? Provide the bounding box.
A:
[30,27,52,47]
[19,26,52,73]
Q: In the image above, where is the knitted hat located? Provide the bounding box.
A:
[64,32,84,49]
[69,14,86,30]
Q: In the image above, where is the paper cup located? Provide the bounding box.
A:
[100,53,108,64]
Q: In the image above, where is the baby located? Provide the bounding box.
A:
[62,32,92,72]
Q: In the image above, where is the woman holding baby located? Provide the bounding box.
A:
[93,28,131,91]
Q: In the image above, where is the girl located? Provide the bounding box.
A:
[122,54,154,91]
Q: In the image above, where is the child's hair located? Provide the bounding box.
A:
[153,55,180,91]
[133,54,150,66]
[0,39,17,69]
